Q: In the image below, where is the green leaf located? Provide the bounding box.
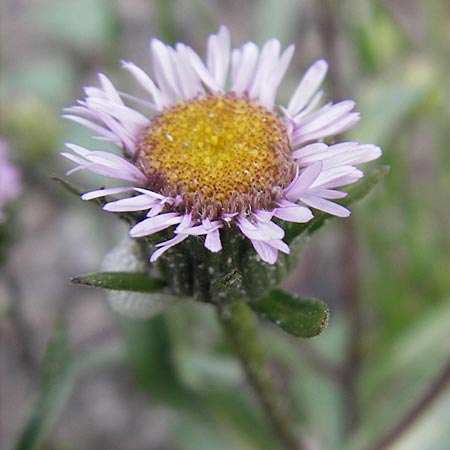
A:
[14,319,76,450]
[250,288,329,338]
[71,271,166,292]
[165,305,243,391]
[202,390,281,450]
[51,176,85,199]
[174,412,245,450]
[285,165,389,242]
[174,389,281,450]
[120,315,198,408]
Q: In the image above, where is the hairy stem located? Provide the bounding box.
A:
[216,302,303,450]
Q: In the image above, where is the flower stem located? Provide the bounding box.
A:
[216,302,303,450]
[366,358,450,450]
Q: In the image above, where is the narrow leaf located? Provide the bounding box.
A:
[71,271,166,292]
[251,288,329,338]
[14,319,76,450]
[51,176,85,199]
[121,315,198,408]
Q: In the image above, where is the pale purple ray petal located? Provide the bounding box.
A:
[63,115,118,142]
[249,39,281,99]
[150,234,190,262]
[287,59,328,116]
[237,215,284,240]
[129,212,183,237]
[186,50,221,91]
[313,166,363,189]
[206,25,231,89]
[133,187,166,199]
[103,194,160,212]
[231,42,259,94]
[289,90,324,122]
[175,212,195,233]
[259,44,295,109]
[145,202,165,217]
[266,238,290,254]
[293,111,360,146]
[81,187,134,200]
[173,44,205,99]
[294,100,356,132]
[315,143,382,168]
[251,239,279,264]
[236,214,258,230]
[85,98,150,130]
[205,228,222,252]
[98,73,123,104]
[121,60,165,109]
[151,39,183,100]
[318,172,363,190]
[118,90,157,110]
[300,193,350,217]
[312,189,347,199]
[253,209,274,223]
[69,106,138,154]
[63,145,147,183]
[202,218,219,231]
[294,142,366,169]
[273,204,313,222]
[285,161,323,200]
[291,142,329,160]
[84,109,136,153]
[177,220,222,236]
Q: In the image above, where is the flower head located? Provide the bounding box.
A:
[63,26,381,264]
[0,138,21,222]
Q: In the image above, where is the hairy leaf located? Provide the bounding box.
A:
[71,271,166,292]
[251,289,329,338]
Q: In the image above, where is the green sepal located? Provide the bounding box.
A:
[250,288,329,338]
[285,165,389,242]
[71,271,166,293]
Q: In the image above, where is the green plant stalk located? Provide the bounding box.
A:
[216,302,303,450]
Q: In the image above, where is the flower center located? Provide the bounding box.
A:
[136,94,294,218]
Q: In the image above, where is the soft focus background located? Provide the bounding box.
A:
[1,1,449,449]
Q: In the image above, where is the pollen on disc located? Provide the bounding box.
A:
[136,94,294,217]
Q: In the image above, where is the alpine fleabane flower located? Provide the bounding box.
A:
[63,26,381,264]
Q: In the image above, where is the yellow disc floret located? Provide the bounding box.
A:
[136,94,294,218]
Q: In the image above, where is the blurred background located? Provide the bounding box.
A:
[0,0,449,449]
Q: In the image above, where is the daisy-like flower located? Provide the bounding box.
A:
[0,138,21,222]
[63,26,381,264]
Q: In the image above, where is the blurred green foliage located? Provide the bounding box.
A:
[2,0,449,449]
[14,319,77,450]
